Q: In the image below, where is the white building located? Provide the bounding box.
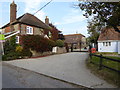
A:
[98,27,120,54]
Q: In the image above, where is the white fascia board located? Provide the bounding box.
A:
[5,31,20,39]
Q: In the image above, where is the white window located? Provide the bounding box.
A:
[106,42,108,46]
[16,36,19,44]
[109,42,111,46]
[26,26,33,34]
[103,42,105,46]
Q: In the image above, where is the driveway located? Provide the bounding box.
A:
[4,52,115,88]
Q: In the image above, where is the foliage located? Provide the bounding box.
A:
[2,36,32,61]
[49,23,65,41]
[78,2,120,32]
[20,49,32,58]
[21,35,55,53]
[56,40,64,47]
[87,18,101,47]
[4,36,17,55]
[16,45,23,52]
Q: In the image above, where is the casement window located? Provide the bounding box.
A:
[26,26,33,34]
[106,42,108,46]
[103,42,105,46]
[16,36,19,44]
[103,42,111,46]
[109,42,111,46]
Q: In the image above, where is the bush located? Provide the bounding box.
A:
[2,52,20,61]
[16,45,23,52]
[20,49,32,58]
[21,35,55,53]
[56,40,64,47]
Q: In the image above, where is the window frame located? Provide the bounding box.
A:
[16,36,19,44]
[26,26,33,34]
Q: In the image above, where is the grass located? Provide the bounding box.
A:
[96,52,119,55]
[87,55,120,87]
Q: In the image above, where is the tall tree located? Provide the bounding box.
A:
[78,2,120,32]
[87,18,102,48]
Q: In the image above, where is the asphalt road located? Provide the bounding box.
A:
[2,63,84,88]
[5,52,115,88]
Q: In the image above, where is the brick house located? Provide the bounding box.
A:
[1,1,51,44]
[98,27,120,54]
[64,34,86,50]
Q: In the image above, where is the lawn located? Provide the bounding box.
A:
[87,55,120,87]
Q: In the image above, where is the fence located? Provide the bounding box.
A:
[89,53,120,74]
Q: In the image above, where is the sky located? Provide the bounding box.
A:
[0,0,90,37]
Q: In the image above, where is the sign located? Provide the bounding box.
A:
[0,34,5,42]
[0,34,5,40]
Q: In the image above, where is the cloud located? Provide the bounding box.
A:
[55,9,87,25]
[24,0,46,21]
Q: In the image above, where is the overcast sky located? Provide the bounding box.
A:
[0,0,90,37]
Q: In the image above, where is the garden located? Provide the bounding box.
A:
[2,35,65,61]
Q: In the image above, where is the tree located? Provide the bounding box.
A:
[87,18,102,49]
[78,2,120,32]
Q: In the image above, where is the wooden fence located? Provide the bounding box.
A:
[89,53,120,73]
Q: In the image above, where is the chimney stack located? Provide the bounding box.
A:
[10,0,17,23]
[45,16,49,25]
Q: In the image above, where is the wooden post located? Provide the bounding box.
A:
[99,54,103,70]
[89,52,92,63]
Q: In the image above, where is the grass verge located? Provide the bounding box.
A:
[86,55,120,87]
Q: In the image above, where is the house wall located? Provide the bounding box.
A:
[14,24,19,31]
[20,24,44,35]
[98,41,118,52]
[118,41,120,54]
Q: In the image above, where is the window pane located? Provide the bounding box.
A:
[109,42,111,46]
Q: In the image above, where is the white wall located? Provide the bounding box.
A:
[118,41,120,54]
[98,41,118,52]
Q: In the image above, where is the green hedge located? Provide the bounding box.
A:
[55,40,64,47]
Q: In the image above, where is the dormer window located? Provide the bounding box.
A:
[26,26,33,34]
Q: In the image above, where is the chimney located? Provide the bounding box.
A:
[45,16,49,25]
[10,0,17,23]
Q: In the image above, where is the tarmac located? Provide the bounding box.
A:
[4,52,116,88]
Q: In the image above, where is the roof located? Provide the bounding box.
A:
[98,26,120,41]
[64,34,85,43]
[1,13,51,30]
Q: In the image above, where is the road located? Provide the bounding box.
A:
[2,62,84,88]
[4,52,115,88]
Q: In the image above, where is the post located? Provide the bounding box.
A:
[89,52,92,63]
[99,54,103,70]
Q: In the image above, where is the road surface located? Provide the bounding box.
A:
[2,62,84,88]
[4,52,115,88]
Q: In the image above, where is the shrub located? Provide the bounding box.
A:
[21,35,55,53]
[4,36,17,55]
[16,45,23,52]
[20,49,32,58]
[56,40,64,47]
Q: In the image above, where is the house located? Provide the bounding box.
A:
[1,1,51,44]
[98,27,120,54]
[64,34,86,50]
